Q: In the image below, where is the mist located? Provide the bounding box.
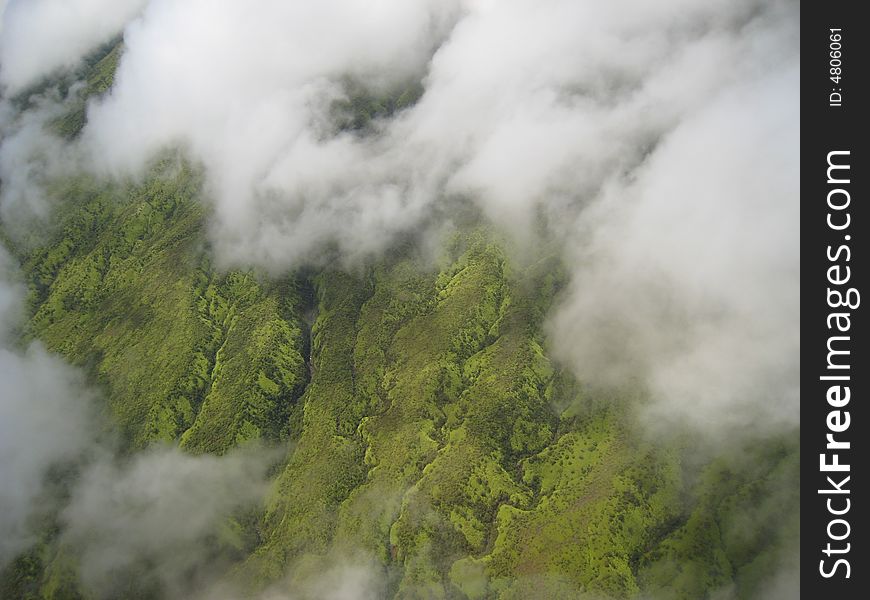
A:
[0,248,96,565]
[61,0,799,437]
[549,67,799,438]
[0,254,275,595]
[0,0,799,435]
[0,0,146,93]
[0,90,83,244]
[1,0,799,596]
[61,446,272,597]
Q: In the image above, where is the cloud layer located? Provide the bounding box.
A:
[0,0,147,93]
[0,0,801,435]
[549,66,800,436]
[0,248,96,564]
[70,0,801,434]
[0,253,274,593]
[62,446,271,597]
[0,1,799,592]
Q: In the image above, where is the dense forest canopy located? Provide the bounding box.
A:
[0,1,799,598]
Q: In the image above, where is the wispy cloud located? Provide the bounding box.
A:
[0,1,799,595]
[0,0,147,93]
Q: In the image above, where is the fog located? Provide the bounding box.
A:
[1,0,799,596]
[1,249,275,597]
[62,446,272,597]
[0,0,146,93]
[0,247,96,565]
[68,0,799,436]
[0,91,81,242]
[550,68,799,437]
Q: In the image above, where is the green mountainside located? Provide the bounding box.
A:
[0,44,798,600]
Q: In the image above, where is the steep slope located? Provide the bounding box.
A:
[2,164,798,598]
[21,167,308,452]
[0,42,798,600]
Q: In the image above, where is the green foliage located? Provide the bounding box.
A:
[18,164,307,452]
[330,79,424,134]
[49,41,123,139]
[1,58,799,596]
[0,546,46,600]
[179,273,307,453]
[637,438,800,600]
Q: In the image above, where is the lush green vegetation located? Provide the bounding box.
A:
[0,46,798,600]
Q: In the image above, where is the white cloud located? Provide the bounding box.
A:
[0,247,96,566]
[76,0,799,435]
[62,446,272,597]
[0,0,147,93]
[0,0,801,594]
